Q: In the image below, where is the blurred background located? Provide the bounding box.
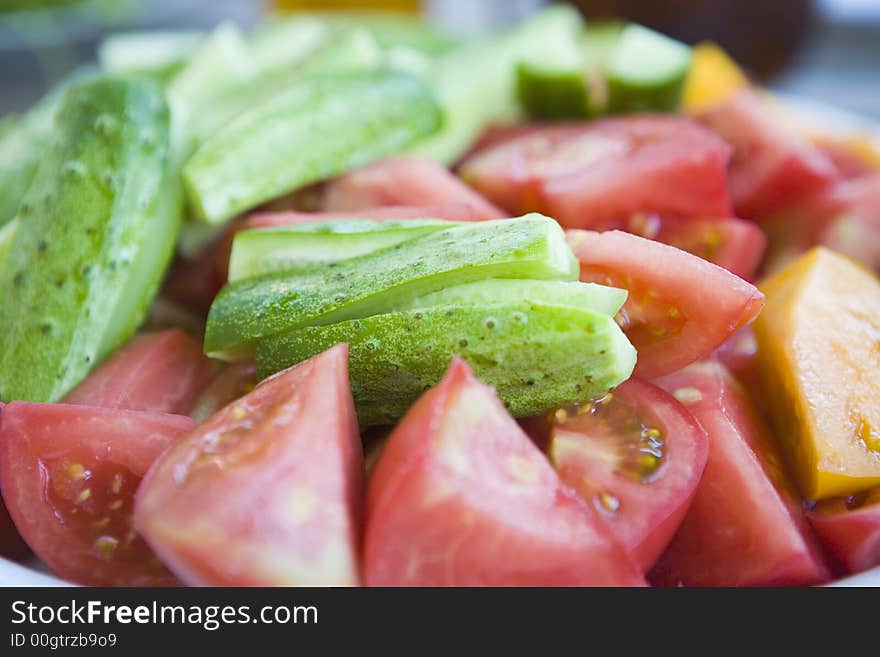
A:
[1,0,878,119]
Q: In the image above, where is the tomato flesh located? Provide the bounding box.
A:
[698,89,838,219]
[189,361,257,424]
[0,402,194,585]
[809,489,880,575]
[64,329,216,416]
[548,378,708,570]
[365,358,645,586]
[651,362,831,587]
[135,344,363,586]
[322,155,506,221]
[459,117,733,226]
[0,403,28,561]
[567,229,764,379]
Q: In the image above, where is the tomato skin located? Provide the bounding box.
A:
[714,327,763,404]
[548,378,708,570]
[64,330,216,416]
[809,490,880,575]
[321,156,506,221]
[135,344,363,586]
[698,90,838,219]
[0,402,195,586]
[365,358,645,587]
[0,404,29,561]
[459,117,733,226]
[651,362,831,587]
[567,229,764,379]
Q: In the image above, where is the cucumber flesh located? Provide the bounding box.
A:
[256,302,637,425]
[205,214,578,359]
[183,70,443,225]
[98,30,204,78]
[516,23,589,120]
[228,218,455,281]
[402,279,628,318]
[0,76,180,403]
[606,24,692,113]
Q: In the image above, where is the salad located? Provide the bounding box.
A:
[0,6,879,587]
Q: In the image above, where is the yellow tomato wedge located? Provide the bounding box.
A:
[681,41,749,113]
[755,247,880,499]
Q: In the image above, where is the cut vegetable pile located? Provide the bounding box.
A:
[1,7,880,587]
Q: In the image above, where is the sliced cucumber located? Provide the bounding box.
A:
[401,279,628,318]
[606,24,692,113]
[516,25,589,120]
[228,218,455,281]
[205,214,578,359]
[98,30,204,78]
[256,302,636,425]
[183,70,443,225]
[0,76,180,403]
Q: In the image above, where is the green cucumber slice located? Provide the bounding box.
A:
[183,70,443,225]
[606,24,692,113]
[204,214,578,359]
[98,30,204,79]
[516,24,589,120]
[401,279,627,318]
[256,302,637,425]
[228,218,455,282]
[0,76,181,403]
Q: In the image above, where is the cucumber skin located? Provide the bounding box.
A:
[183,70,443,225]
[0,76,180,403]
[256,302,636,426]
[204,215,578,358]
[228,218,455,281]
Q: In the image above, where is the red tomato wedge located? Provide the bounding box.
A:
[364,358,645,587]
[547,378,708,570]
[567,230,764,379]
[64,330,216,416]
[0,402,195,586]
[714,327,763,405]
[817,174,880,271]
[698,90,838,219]
[651,362,831,587]
[459,117,733,226]
[598,214,766,279]
[135,344,363,586]
[189,361,257,424]
[321,156,506,221]
[0,404,29,560]
[809,489,880,576]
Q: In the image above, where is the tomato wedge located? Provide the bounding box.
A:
[651,362,831,587]
[547,378,708,570]
[0,402,194,586]
[713,326,763,407]
[189,361,257,424]
[698,89,838,219]
[135,344,363,586]
[459,117,733,226]
[567,230,764,379]
[0,404,28,561]
[64,329,216,416]
[809,489,880,575]
[364,358,645,587]
[322,156,506,221]
[817,174,880,272]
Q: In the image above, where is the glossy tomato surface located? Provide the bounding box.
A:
[459,117,732,227]
[698,89,838,219]
[135,344,363,586]
[0,402,194,586]
[547,378,708,570]
[364,358,645,586]
[809,489,880,575]
[64,330,216,416]
[322,155,506,221]
[0,404,28,561]
[651,362,831,587]
[567,229,764,379]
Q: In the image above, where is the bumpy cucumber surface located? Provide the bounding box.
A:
[256,302,637,425]
[401,279,628,318]
[228,218,455,281]
[184,70,443,225]
[205,214,578,359]
[0,76,180,403]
